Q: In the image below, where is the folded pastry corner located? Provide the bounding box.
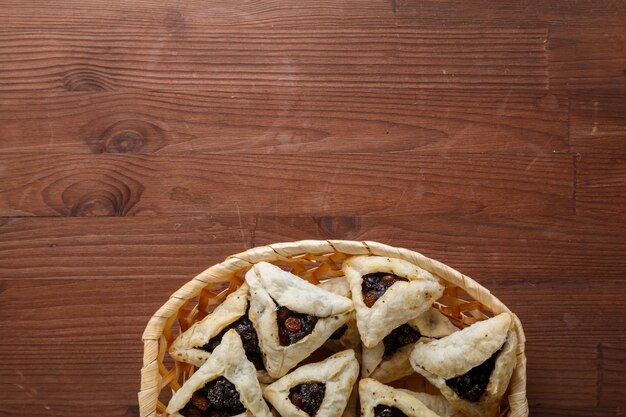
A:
[264,349,360,417]
[363,308,458,383]
[166,329,273,417]
[318,277,361,353]
[343,256,444,348]
[246,262,355,378]
[169,284,249,366]
[399,391,468,417]
[168,283,273,383]
[359,378,442,417]
[409,313,518,417]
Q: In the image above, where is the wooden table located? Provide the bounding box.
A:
[1,1,625,416]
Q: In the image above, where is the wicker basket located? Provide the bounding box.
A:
[139,240,528,417]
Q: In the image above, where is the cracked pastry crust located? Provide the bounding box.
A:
[263,349,360,417]
[362,308,458,383]
[409,313,518,417]
[343,256,445,348]
[166,329,273,417]
[169,284,248,367]
[359,378,442,417]
[168,283,273,383]
[246,262,354,378]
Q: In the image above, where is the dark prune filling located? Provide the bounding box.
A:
[180,376,246,417]
[445,348,502,402]
[374,405,408,417]
[361,273,408,308]
[329,324,348,340]
[289,382,326,416]
[276,305,319,346]
[198,314,264,370]
[382,324,422,357]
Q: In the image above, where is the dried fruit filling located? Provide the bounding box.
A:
[382,324,422,357]
[445,348,502,402]
[198,314,265,370]
[329,324,348,340]
[180,376,246,417]
[276,306,319,346]
[374,405,408,417]
[361,273,408,307]
[289,382,326,416]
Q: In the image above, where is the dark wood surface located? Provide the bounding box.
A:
[1,1,625,416]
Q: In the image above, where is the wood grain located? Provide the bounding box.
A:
[0,89,569,155]
[394,0,626,27]
[576,154,626,217]
[2,0,624,29]
[548,26,626,92]
[0,216,254,281]
[0,153,573,217]
[1,0,626,416]
[254,214,626,280]
[1,277,624,417]
[1,214,625,282]
[569,92,626,154]
[0,22,548,92]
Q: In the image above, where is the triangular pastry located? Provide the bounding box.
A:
[409,313,518,417]
[264,350,360,417]
[167,329,273,417]
[318,278,361,353]
[169,283,273,383]
[359,378,442,417]
[245,262,354,378]
[362,308,458,383]
[399,392,467,417]
[343,256,444,348]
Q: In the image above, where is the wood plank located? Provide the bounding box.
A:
[576,154,626,217]
[0,403,136,417]
[1,277,624,416]
[548,26,626,92]
[0,216,254,281]
[0,278,164,417]
[0,153,573,217]
[394,0,626,27]
[598,343,626,407]
[527,407,625,417]
[569,92,626,154]
[0,0,392,30]
[0,89,569,154]
[0,23,548,91]
[1,0,624,29]
[253,214,626,280]
[2,213,625,282]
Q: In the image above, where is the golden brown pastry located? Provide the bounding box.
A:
[359,378,442,417]
[264,350,360,417]
[169,283,273,383]
[318,277,361,353]
[343,256,444,348]
[399,392,467,417]
[362,308,458,383]
[246,262,354,378]
[410,313,518,417]
[167,329,273,417]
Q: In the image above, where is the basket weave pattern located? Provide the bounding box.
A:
[140,240,528,417]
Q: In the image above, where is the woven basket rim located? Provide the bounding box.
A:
[139,239,528,417]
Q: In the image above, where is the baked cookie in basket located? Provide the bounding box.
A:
[139,240,528,417]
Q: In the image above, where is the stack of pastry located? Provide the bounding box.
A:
[166,256,519,417]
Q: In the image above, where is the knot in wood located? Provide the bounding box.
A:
[318,216,361,239]
[106,131,144,154]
